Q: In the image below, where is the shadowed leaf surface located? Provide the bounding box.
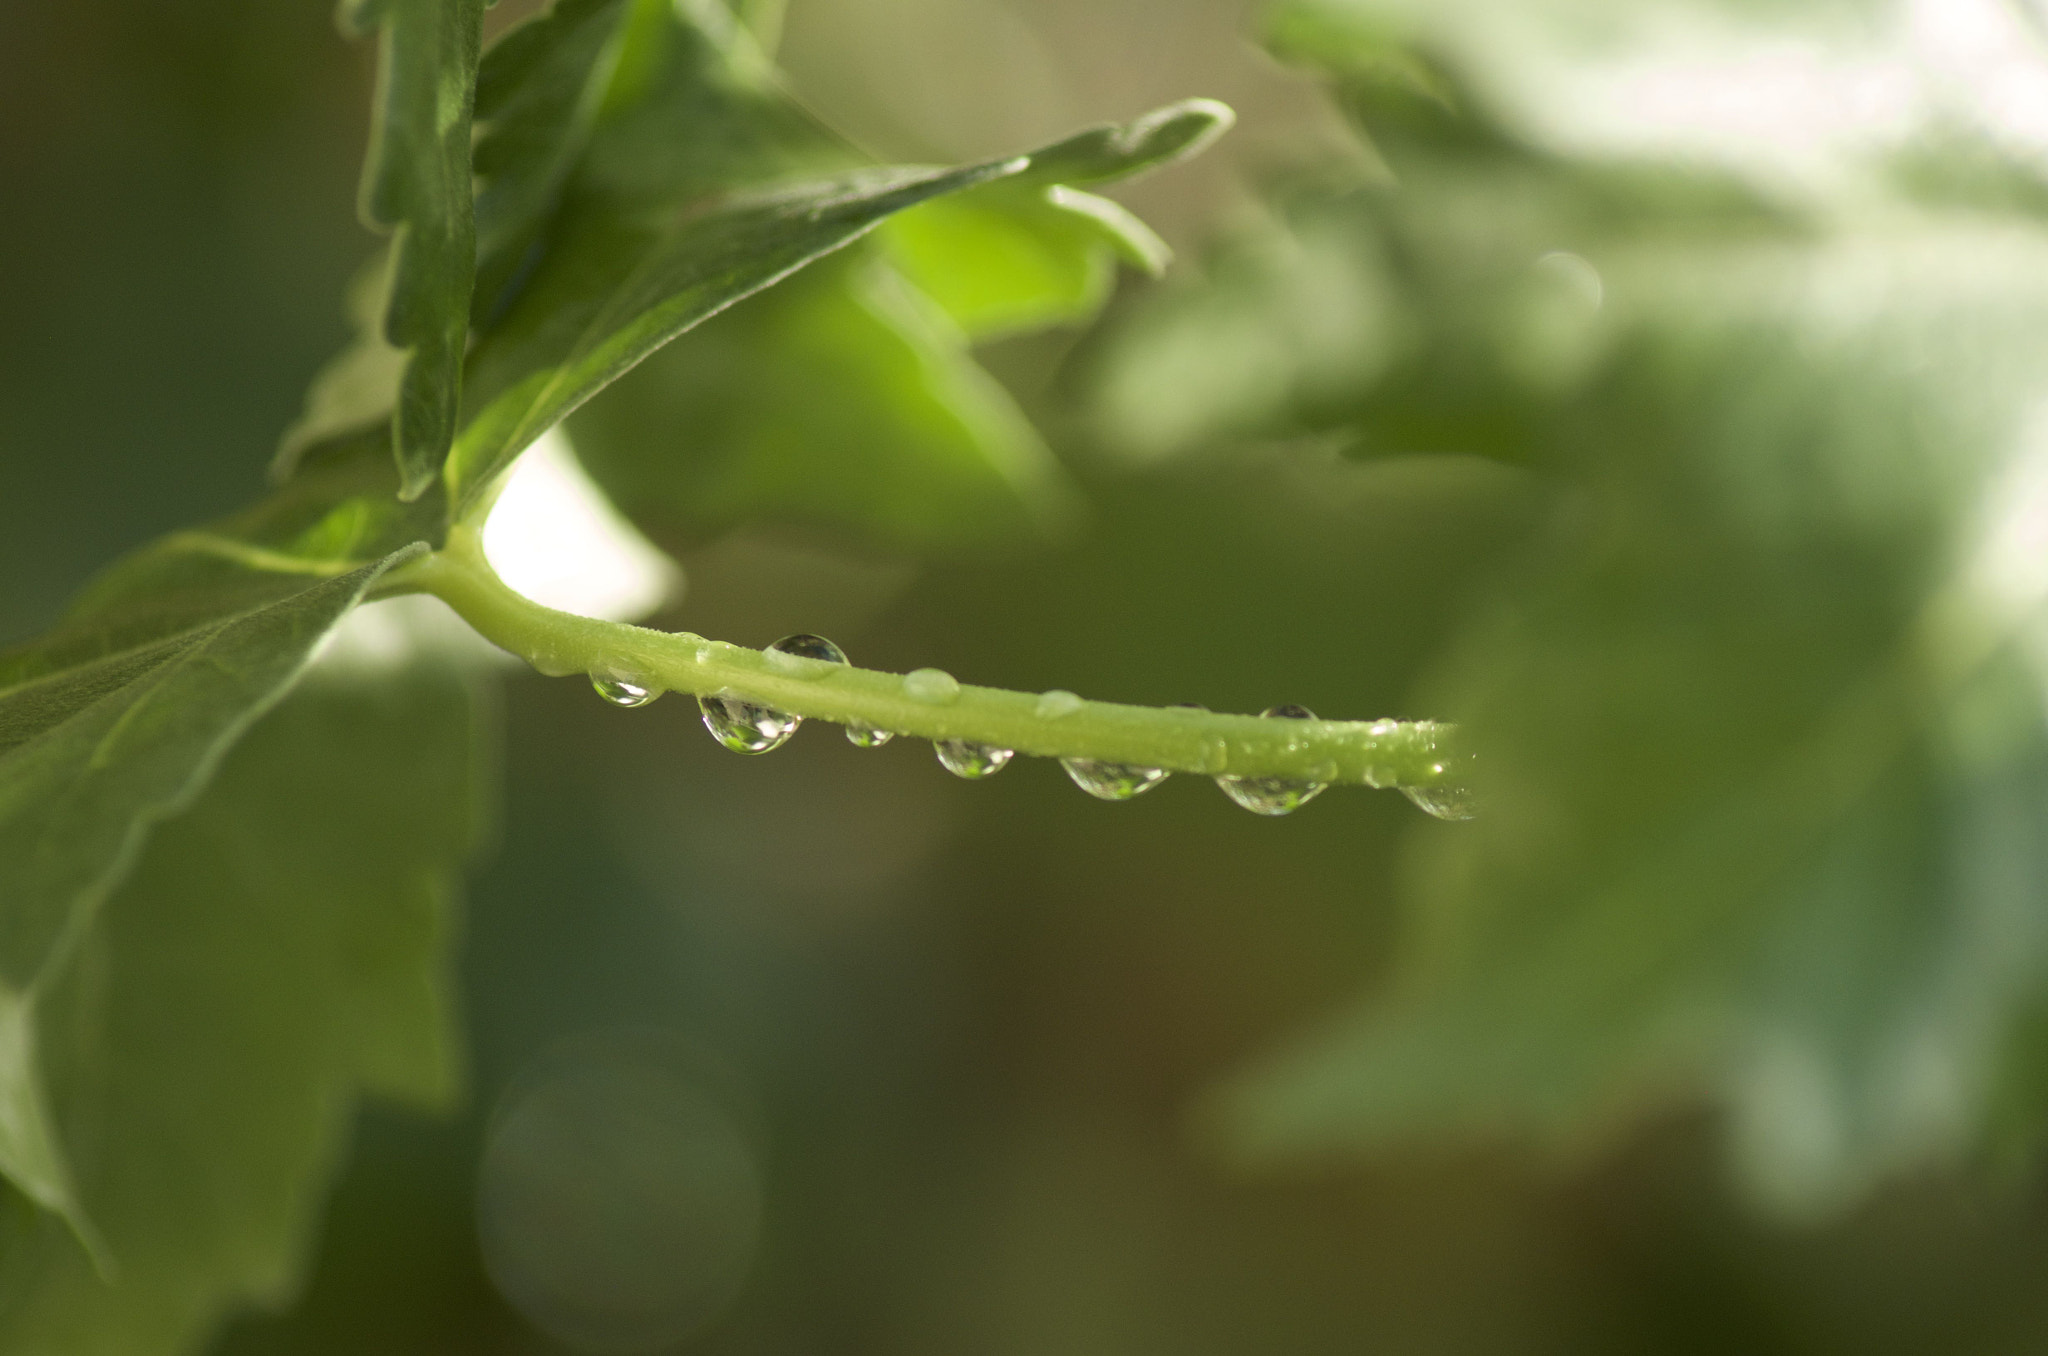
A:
[0,650,480,1354]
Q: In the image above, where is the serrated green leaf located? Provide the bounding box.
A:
[0,654,478,1355]
[344,0,487,500]
[570,247,1072,551]
[0,544,425,1235]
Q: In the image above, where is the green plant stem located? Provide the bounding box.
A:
[391,525,1466,787]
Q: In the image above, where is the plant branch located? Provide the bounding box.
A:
[389,526,1466,788]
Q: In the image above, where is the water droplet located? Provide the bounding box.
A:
[1215,704,1328,816]
[1062,758,1167,801]
[1035,689,1084,720]
[763,633,890,745]
[1403,784,1478,821]
[699,690,797,754]
[903,668,960,704]
[935,739,1012,779]
[591,667,659,708]
[764,632,847,677]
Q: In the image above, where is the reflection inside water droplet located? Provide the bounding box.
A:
[1216,703,1328,816]
[935,739,1012,779]
[700,690,797,754]
[591,668,659,708]
[1403,783,1478,821]
[765,632,847,676]
[764,633,890,746]
[1062,758,1168,801]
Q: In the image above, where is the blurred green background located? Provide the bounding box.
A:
[17,0,2048,1351]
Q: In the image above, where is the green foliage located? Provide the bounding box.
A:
[0,0,1232,1346]
[880,183,1169,341]
[470,0,637,322]
[1087,0,2048,1212]
[0,551,420,1226]
[0,657,478,1355]
[570,248,1069,551]
[29,0,2048,1345]
[447,153,1027,516]
[473,0,1222,543]
[337,0,488,500]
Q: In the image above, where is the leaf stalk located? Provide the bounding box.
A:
[393,526,1466,788]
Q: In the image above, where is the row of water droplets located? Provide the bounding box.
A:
[590,635,1474,820]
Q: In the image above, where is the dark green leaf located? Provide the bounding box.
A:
[445,154,1027,517]
[0,653,479,1354]
[0,544,426,1231]
[449,0,1221,532]
[341,0,487,500]
[471,0,637,323]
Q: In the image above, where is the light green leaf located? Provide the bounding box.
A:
[1003,98,1235,190]
[1114,20,2048,1213]
[0,654,479,1355]
[570,247,1072,551]
[881,183,1171,341]
[341,0,487,500]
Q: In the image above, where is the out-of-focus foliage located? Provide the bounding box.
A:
[1096,0,2048,1214]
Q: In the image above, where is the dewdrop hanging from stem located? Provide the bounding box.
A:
[389,525,1475,818]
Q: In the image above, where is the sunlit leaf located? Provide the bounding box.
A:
[881,183,1170,341]
[570,248,1072,552]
